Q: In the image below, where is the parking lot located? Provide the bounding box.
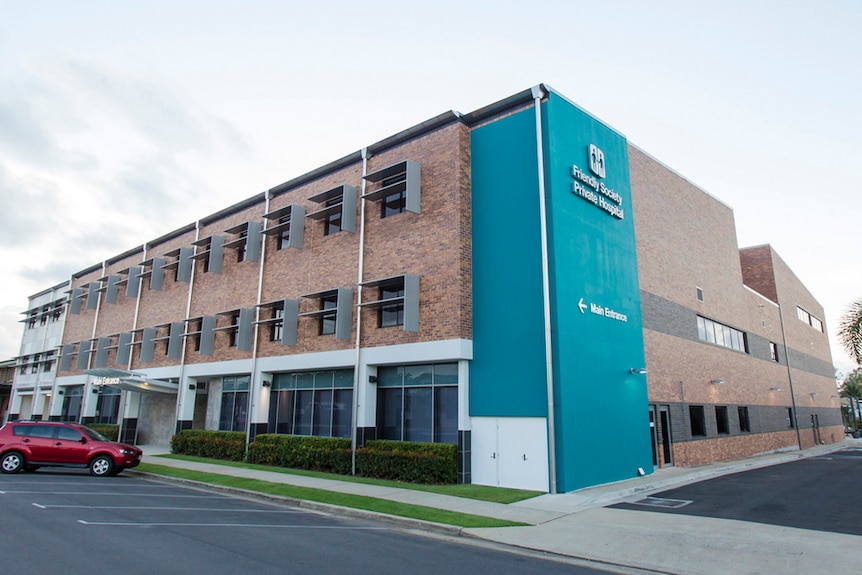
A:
[0,470,616,575]
[611,445,862,536]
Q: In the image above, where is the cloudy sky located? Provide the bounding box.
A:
[1,1,860,373]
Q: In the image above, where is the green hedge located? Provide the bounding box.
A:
[357,440,457,484]
[247,435,457,484]
[170,430,246,461]
[88,424,119,442]
[247,434,352,474]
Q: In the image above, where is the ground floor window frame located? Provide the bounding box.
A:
[267,369,354,438]
[94,386,121,424]
[219,375,249,432]
[375,362,458,444]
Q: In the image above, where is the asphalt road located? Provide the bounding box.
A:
[0,470,620,575]
[612,445,862,536]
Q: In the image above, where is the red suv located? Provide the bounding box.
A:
[0,421,142,477]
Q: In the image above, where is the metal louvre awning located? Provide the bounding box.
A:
[83,368,179,394]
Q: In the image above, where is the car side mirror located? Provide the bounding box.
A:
[79,437,87,444]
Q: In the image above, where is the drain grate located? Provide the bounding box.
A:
[630,496,693,509]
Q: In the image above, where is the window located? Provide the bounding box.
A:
[375,363,458,444]
[94,387,121,424]
[228,312,240,347]
[263,204,305,251]
[219,375,249,432]
[52,301,63,322]
[319,294,337,336]
[277,216,291,250]
[191,235,224,274]
[697,316,748,353]
[267,370,354,438]
[187,318,202,352]
[19,356,28,375]
[787,407,795,428]
[43,357,54,372]
[308,184,358,236]
[57,427,83,441]
[236,229,247,262]
[299,288,352,341]
[28,310,37,329]
[797,306,824,332]
[61,386,83,422]
[381,174,407,218]
[738,406,751,432]
[270,304,284,342]
[324,196,342,236]
[40,305,49,326]
[769,342,779,362]
[379,279,405,328]
[361,274,420,332]
[689,405,706,437]
[715,406,729,434]
[30,354,40,374]
[223,221,261,263]
[696,286,704,302]
[362,159,421,218]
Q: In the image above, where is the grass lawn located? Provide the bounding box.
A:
[155,454,541,504]
[137,462,529,529]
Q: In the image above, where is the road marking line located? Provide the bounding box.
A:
[630,496,693,509]
[36,505,303,512]
[77,520,388,529]
[2,491,228,497]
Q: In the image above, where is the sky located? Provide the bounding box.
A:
[1,1,860,375]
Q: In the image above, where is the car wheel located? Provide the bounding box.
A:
[1,452,24,474]
[89,455,114,477]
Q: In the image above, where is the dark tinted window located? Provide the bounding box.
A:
[57,427,83,441]
[28,425,56,439]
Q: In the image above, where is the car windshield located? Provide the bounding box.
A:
[81,427,109,442]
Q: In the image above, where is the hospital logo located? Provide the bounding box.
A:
[588,144,606,179]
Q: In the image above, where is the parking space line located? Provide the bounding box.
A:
[34,504,303,513]
[78,520,389,529]
[2,491,229,498]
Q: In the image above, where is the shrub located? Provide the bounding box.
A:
[88,424,119,442]
[170,429,246,461]
[247,434,351,474]
[357,440,457,484]
[245,435,458,484]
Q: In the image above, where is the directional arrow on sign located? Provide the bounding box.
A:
[578,298,587,313]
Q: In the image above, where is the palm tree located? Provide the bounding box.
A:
[839,369,862,431]
[838,299,862,364]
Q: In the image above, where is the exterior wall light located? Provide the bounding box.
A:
[261,380,271,388]
[710,379,727,384]
[188,383,196,390]
[770,387,783,391]
[629,368,648,375]
[810,392,819,399]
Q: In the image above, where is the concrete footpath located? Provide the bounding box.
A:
[137,439,862,575]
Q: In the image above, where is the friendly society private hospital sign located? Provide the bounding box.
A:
[571,144,624,220]
[572,144,630,324]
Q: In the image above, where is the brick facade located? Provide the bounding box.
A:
[10,86,841,487]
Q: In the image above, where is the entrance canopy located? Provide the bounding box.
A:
[83,368,178,394]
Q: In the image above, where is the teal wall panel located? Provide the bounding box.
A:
[470,108,548,417]
[542,92,653,491]
[470,90,654,492]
